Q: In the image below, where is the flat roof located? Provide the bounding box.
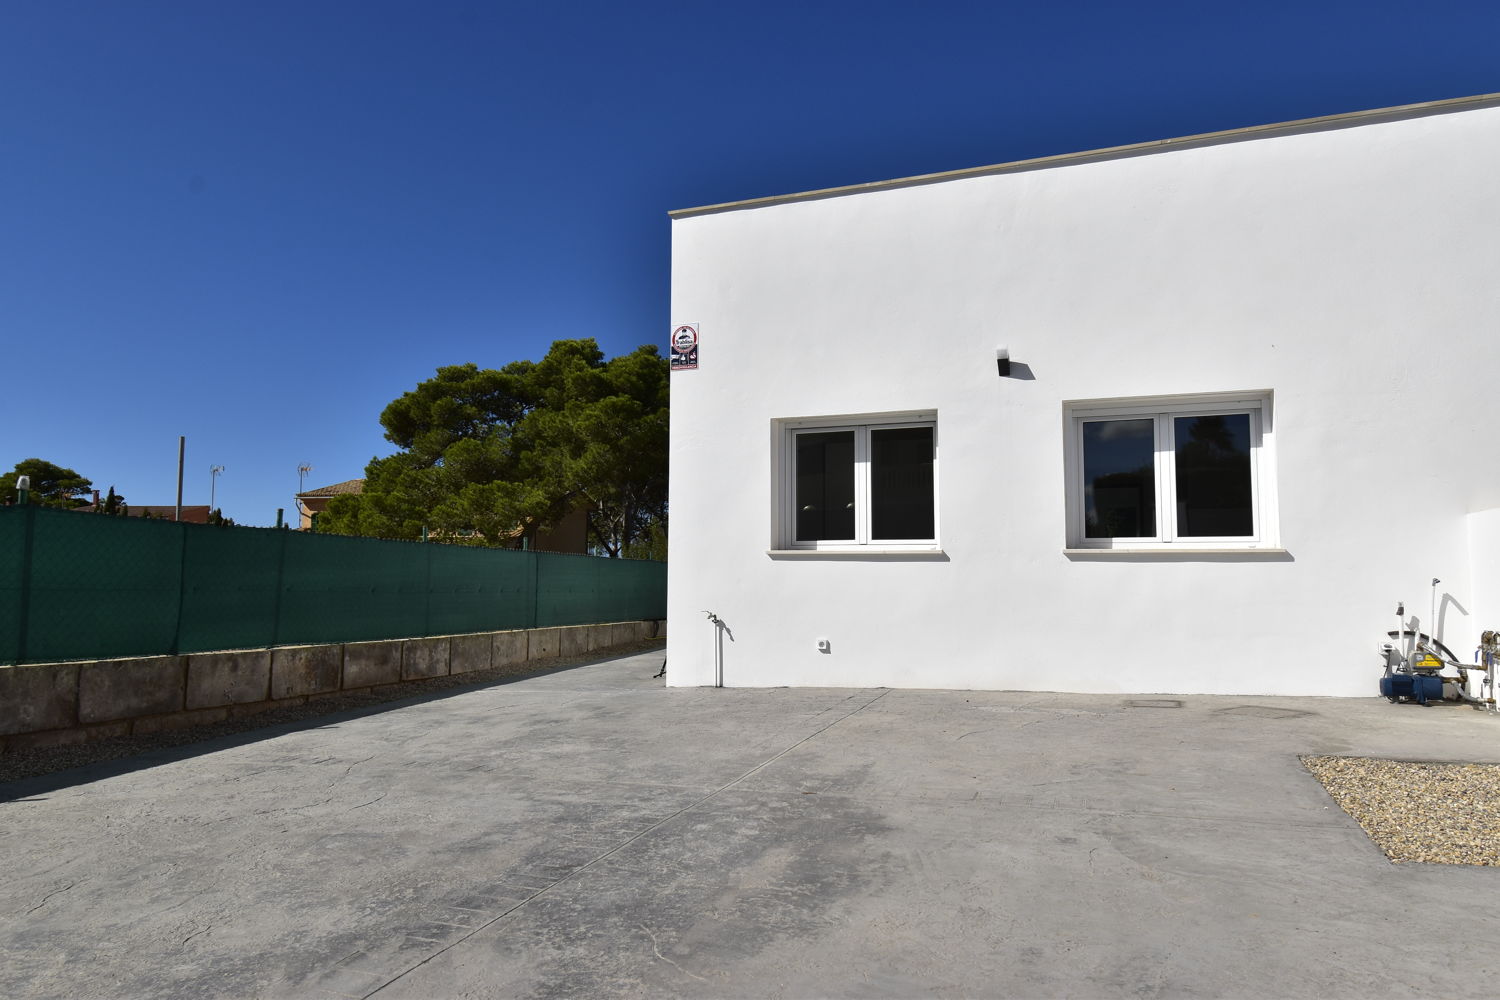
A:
[669,93,1500,219]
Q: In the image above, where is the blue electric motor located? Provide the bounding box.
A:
[1380,673,1444,705]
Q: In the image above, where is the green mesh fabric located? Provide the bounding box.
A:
[1,506,665,664]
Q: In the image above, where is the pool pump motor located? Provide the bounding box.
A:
[1379,670,1443,705]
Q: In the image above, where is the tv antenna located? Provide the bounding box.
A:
[297,463,313,494]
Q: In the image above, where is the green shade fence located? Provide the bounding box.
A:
[0,505,666,666]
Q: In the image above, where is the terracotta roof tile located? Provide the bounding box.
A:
[297,479,365,498]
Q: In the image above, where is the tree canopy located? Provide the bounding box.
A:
[5,458,93,508]
[319,339,668,556]
[101,485,127,515]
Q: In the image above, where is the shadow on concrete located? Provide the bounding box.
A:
[0,648,663,803]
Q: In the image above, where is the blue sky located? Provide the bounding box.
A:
[3,0,1496,525]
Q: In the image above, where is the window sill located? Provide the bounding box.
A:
[767,548,949,561]
[1064,547,1290,561]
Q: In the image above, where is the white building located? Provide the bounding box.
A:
[666,94,1500,696]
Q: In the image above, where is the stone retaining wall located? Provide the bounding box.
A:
[0,620,664,752]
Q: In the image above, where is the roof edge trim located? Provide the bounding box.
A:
[669,93,1500,219]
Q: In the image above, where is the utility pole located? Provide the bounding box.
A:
[175,436,185,522]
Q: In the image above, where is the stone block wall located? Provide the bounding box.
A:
[0,620,664,752]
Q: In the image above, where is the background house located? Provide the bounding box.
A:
[295,478,364,530]
[72,499,212,523]
[666,94,1500,696]
[502,504,591,554]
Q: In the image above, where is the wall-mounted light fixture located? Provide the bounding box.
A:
[996,346,1011,377]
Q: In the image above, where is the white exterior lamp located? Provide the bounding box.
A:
[15,474,31,505]
[996,346,1011,377]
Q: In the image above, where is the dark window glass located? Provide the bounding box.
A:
[1174,414,1253,536]
[1083,419,1155,538]
[871,426,934,540]
[795,431,855,541]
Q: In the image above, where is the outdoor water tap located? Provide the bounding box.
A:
[702,610,733,641]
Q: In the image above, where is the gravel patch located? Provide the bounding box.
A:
[1302,754,1500,866]
[0,640,666,785]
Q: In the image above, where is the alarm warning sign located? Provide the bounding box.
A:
[670,324,699,371]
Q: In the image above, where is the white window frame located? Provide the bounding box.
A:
[1063,391,1277,551]
[774,412,939,553]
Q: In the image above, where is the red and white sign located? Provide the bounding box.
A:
[670,324,699,370]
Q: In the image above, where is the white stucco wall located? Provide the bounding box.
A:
[667,101,1500,696]
[1468,509,1500,647]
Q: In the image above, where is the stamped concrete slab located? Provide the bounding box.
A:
[492,629,528,667]
[529,627,561,659]
[559,625,591,657]
[6,656,1500,1000]
[185,650,271,710]
[343,640,402,688]
[584,623,613,651]
[0,663,79,736]
[401,637,449,680]
[77,656,184,723]
[448,633,491,675]
[270,645,342,699]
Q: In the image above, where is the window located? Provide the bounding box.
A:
[1064,392,1275,549]
[779,414,938,551]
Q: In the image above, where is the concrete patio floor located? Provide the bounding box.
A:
[3,649,1499,999]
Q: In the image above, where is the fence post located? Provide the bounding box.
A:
[270,527,289,648]
[170,521,190,654]
[424,542,434,637]
[529,550,540,629]
[14,505,37,665]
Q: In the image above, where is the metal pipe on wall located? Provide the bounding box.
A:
[704,610,731,688]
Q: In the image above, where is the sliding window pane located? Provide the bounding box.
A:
[795,431,855,541]
[1174,414,1252,536]
[871,426,934,540]
[1082,419,1155,538]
